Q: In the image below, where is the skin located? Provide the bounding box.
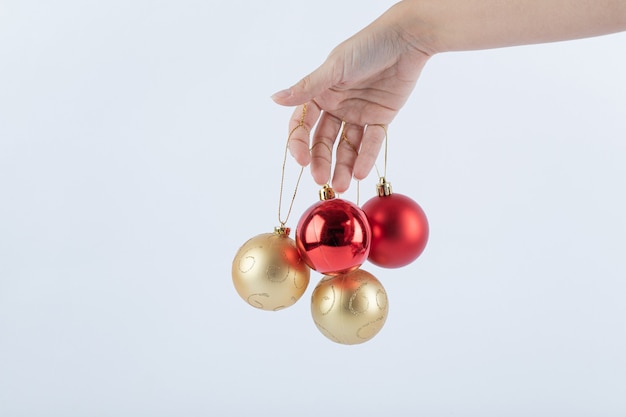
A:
[271,0,626,193]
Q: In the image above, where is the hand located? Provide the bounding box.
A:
[271,4,432,192]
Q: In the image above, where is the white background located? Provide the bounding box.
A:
[1,1,625,416]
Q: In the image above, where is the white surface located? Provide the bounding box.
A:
[1,1,625,415]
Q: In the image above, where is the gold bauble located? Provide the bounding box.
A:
[311,269,388,345]
[232,228,310,311]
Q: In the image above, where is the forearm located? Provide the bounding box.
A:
[390,0,626,54]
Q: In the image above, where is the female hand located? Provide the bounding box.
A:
[271,3,432,193]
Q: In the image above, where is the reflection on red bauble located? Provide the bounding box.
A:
[296,186,371,275]
[362,180,429,268]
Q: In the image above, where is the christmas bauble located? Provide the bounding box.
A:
[296,185,371,275]
[232,228,310,311]
[362,178,429,268]
[311,268,388,345]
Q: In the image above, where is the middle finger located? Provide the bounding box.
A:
[310,111,342,185]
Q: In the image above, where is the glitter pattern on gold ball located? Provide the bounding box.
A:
[232,231,310,311]
[311,269,388,345]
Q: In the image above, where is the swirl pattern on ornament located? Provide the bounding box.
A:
[247,293,269,309]
[356,315,386,340]
[318,285,336,316]
[238,250,258,274]
[348,282,369,315]
[376,289,388,310]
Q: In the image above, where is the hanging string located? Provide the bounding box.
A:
[370,124,388,180]
[309,141,333,176]
[339,123,359,155]
[339,122,361,205]
[380,124,389,178]
[277,104,308,227]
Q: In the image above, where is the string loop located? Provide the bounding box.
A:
[369,124,388,179]
[277,105,308,227]
[339,122,362,205]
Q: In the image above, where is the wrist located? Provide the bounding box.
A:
[383,0,442,56]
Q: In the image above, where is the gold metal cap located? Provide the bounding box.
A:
[274,226,291,237]
[319,184,336,201]
[376,177,393,197]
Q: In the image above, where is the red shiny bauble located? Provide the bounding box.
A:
[296,197,371,275]
[362,192,429,268]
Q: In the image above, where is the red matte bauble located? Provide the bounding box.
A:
[296,198,371,275]
[362,193,429,268]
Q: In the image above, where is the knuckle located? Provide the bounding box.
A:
[299,75,312,92]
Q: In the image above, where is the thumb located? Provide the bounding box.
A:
[271,60,336,106]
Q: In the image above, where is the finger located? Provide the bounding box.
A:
[287,102,322,167]
[332,123,363,193]
[271,60,336,107]
[353,124,387,180]
[310,111,342,186]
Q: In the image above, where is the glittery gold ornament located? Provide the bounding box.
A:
[232,227,310,311]
[311,268,388,345]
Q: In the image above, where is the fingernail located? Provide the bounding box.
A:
[271,89,292,100]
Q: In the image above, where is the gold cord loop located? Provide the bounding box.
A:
[339,122,362,205]
[368,124,388,179]
[340,123,359,155]
[310,141,333,159]
[278,104,308,227]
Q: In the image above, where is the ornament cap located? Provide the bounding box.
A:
[376,177,393,197]
[319,184,336,201]
[274,225,291,237]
